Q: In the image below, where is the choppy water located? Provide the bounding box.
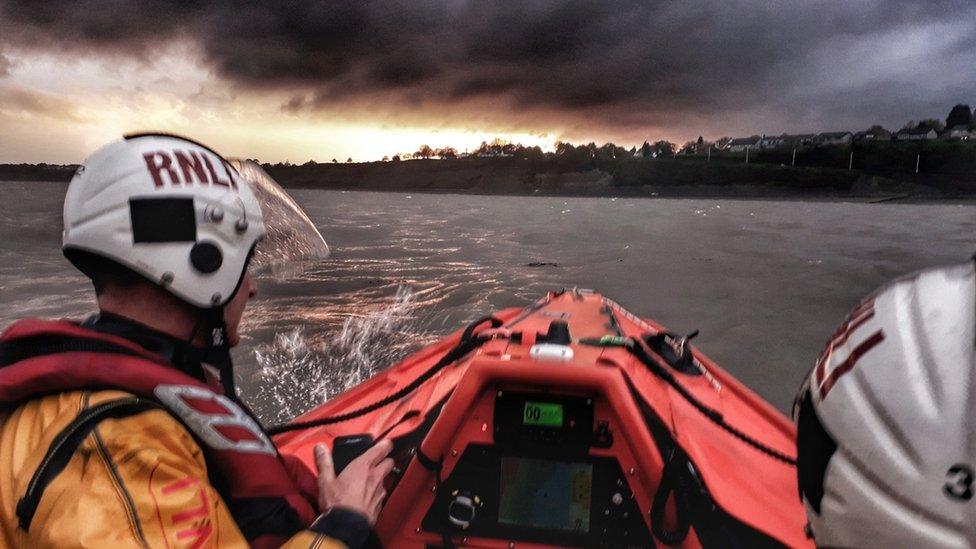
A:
[2,180,974,422]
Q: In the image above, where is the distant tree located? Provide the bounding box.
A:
[436,146,457,159]
[866,124,889,133]
[553,141,596,163]
[680,141,697,155]
[595,142,617,160]
[415,144,434,159]
[515,144,544,160]
[652,140,676,157]
[391,155,401,162]
[946,104,973,129]
[472,138,513,157]
[346,157,353,163]
[555,141,576,156]
[900,120,916,131]
[302,160,316,166]
[382,155,390,162]
[916,119,945,132]
[332,158,338,163]
[696,136,704,145]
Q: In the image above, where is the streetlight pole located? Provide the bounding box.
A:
[791,148,796,167]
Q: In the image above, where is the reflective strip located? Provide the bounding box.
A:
[154,385,275,455]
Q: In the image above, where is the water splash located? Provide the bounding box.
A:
[331,286,417,389]
[250,286,426,424]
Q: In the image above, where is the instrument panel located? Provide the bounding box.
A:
[420,389,651,547]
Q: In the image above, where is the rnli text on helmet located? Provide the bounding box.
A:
[142,149,239,191]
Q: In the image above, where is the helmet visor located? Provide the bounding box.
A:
[228,159,330,278]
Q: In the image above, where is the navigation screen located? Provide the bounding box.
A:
[497,457,592,532]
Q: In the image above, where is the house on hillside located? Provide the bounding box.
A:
[758,134,785,149]
[943,125,971,140]
[853,129,892,142]
[759,134,814,148]
[897,127,937,141]
[781,134,815,147]
[814,132,853,146]
[726,136,761,152]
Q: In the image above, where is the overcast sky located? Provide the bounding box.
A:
[1,0,974,163]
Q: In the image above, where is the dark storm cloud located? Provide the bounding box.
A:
[2,0,975,137]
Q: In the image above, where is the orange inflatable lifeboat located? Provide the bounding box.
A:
[274,289,810,548]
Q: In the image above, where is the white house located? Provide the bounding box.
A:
[897,127,937,141]
[726,136,761,152]
[853,129,892,142]
[943,126,971,140]
[758,135,785,149]
[814,132,853,146]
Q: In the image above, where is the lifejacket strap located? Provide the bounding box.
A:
[16,397,161,531]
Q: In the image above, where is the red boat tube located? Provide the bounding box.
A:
[275,289,810,548]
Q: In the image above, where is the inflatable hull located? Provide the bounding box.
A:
[275,289,809,548]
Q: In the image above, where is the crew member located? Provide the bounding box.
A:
[0,134,392,548]
[794,259,976,547]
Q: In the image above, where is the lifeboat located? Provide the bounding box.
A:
[273,289,810,548]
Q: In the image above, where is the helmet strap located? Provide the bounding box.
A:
[189,306,237,400]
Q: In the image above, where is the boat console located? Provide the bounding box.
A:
[420,390,649,546]
[375,353,659,548]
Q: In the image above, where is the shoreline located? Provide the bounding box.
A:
[291,184,976,205]
[7,179,976,205]
[4,156,975,204]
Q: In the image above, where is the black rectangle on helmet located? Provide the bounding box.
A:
[129,197,196,243]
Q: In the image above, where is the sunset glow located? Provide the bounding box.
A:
[1,1,974,163]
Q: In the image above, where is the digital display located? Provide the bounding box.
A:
[498,457,592,532]
[523,401,563,427]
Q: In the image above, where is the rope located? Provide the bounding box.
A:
[628,338,798,466]
[267,308,795,467]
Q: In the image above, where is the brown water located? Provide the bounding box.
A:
[2,181,974,423]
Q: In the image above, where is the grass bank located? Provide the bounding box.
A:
[3,156,969,199]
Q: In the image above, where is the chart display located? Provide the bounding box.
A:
[497,457,592,532]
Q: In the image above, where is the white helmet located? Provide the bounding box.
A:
[63,133,266,309]
[794,260,976,548]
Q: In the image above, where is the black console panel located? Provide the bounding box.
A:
[421,390,650,547]
[493,391,594,452]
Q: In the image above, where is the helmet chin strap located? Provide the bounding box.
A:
[189,305,237,400]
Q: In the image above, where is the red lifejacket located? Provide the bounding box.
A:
[0,318,319,548]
